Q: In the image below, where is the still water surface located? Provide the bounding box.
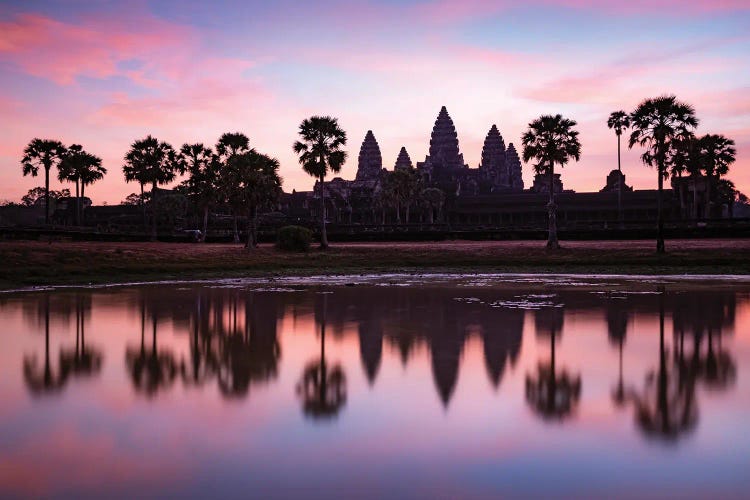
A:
[1,275,749,498]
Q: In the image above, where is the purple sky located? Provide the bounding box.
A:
[1,0,748,204]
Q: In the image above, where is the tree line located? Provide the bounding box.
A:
[523,95,737,252]
[15,97,739,252]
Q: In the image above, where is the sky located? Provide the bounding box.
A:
[0,0,748,204]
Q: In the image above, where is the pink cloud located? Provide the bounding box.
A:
[414,0,749,22]
[0,12,190,85]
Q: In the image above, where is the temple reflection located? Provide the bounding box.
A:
[10,282,742,442]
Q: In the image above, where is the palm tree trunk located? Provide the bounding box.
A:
[44,166,50,225]
[80,183,86,226]
[319,175,328,249]
[396,202,401,224]
[547,166,559,249]
[151,183,158,242]
[232,215,240,243]
[617,134,623,227]
[705,176,712,219]
[202,206,209,242]
[656,163,665,254]
[406,204,410,224]
[692,177,699,220]
[75,179,80,226]
[245,205,256,250]
[140,183,147,232]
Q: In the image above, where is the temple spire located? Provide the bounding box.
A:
[355,130,382,181]
[506,142,524,191]
[480,124,508,188]
[394,147,413,171]
[427,106,464,170]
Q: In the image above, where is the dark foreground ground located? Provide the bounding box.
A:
[1,239,749,289]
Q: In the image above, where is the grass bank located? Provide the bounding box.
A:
[2,239,749,289]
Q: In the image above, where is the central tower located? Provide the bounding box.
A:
[427,106,465,171]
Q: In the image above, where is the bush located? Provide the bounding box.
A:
[276,225,312,252]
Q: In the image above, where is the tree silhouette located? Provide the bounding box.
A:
[629,95,698,253]
[177,143,218,242]
[21,138,66,224]
[125,302,178,397]
[123,135,179,240]
[293,116,347,249]
[216,132,251,243]
[421,187,444,224]
[631,292,698,442]
[60,144,105,225]
[225,151,282,249]
[215,294,280,398]
[606,301,629,407]
[60,294,103,380]
[296,295,347,419]
[525,307,581,420]
[607,110,630,225]
[180,295,218,388]
[697,134,736,218]
[522,114,581,249]
[383,169,421,224]
[23,295,69,395]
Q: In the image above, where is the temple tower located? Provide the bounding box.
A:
[424,106,466,172]
[355,130,383,181]
[394,147,413,171]
[479,124,508,187]
[505,143,524,191]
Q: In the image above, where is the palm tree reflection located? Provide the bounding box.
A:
[297,295,347,420]
[525,307,581,421]
[125,301,178,397]
[606,301,629,407]
[631,292,697,442]
[23,295,68,395]
[60,294,102,380]
[217,295,280,398]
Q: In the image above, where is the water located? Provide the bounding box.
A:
[1,275,749,498]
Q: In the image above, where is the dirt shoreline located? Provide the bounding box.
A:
[2,239,749,289]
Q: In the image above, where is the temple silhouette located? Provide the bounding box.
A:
[278,105,681,229]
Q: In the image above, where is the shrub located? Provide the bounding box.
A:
[276,225,312,252]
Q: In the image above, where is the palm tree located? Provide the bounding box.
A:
[607,110,630,225]
[697,134,736,219]
[421,187,445,224]
[522,114,581,249]
[57,144,84,225]
[216,133,251,243]
[669,133,702,219]
[629,95,698,253]
[123,136,179,240]
[293,116,347,249]
[225,151,283,249]
[383,169,421,224]
[21,138,66,224]
[178,143,217,242]
[58,145,105,225]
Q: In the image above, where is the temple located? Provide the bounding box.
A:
[280,105,694,230]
